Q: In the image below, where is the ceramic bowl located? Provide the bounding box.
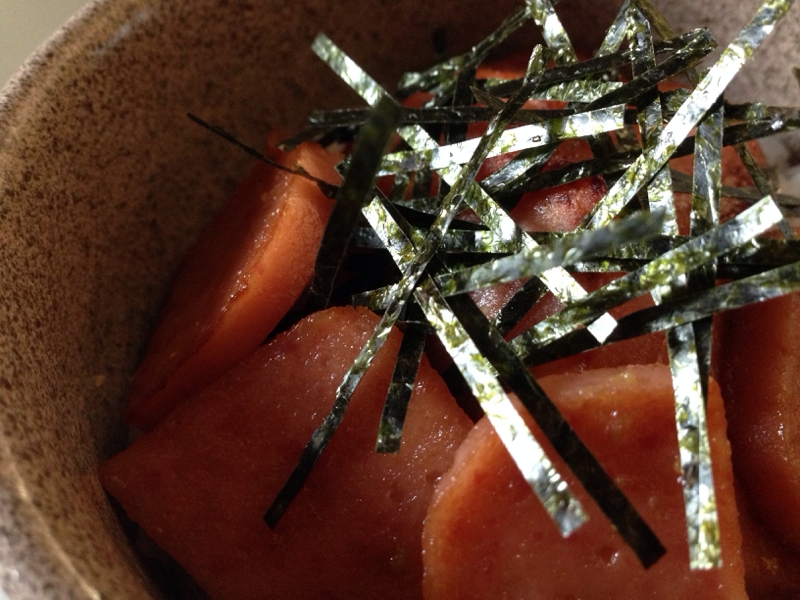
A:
[0,0,798,597]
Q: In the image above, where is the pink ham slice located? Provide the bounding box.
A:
[422,365,746,600]
[101,306,472,599]
[125,140,341,431]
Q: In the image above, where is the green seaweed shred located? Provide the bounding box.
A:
[582,0,795,230]
[512,197,785,356]
[375,321,428,453]
[258,0,800,575]
[363,185,590,534]
[305,97,402,313]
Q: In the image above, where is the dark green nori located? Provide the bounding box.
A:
[513,197,784,358]
[734,142,795,239]
[396,6,531,99]
[265,97,401,527]
[304,97,402,314]
[444,291,666,567]
[362,175,592,533]
[375,321,428,453]
[257,0,800,571]
[583,28,717,112]
[687,103,725,400]
[491,276,549,336]
[187,112,339,198]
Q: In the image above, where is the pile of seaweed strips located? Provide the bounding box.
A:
[201,0,800,573]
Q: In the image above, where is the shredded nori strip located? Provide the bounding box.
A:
[527,0,578,65]
[264,97,400,526]
[497,149,638,201]
[363,182,589,534]
[582,0,795,230]
[597,0,632,57]
[628,4,678,232]
[525,259,800,369]
[187,112,339,198]
[583,27,717,112]
[444,291,666,567]
[625,1,722,568]
[688,102,725,384]
[416,276,588,534]
[734,142,796,239]
[491,276,550,336]
[513,197,785,357]
[480,144,561,203]
[304,97,402,313]
[376,106,626,176]
[298,90,792,134]
[677,108,722,469]
[375,321,428,453]
[256,0,800,571]
[666,318,722,568]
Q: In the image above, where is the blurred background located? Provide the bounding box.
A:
[0,0,89,85]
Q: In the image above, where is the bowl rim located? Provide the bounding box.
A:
[0,0,110,127]
[0,3,156,596]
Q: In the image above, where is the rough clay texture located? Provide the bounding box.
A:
[0,0,798,598]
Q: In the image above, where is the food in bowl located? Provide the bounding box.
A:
[96,0,800,598]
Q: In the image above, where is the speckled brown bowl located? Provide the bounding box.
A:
[0,0,798,598]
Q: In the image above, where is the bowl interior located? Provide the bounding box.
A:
[0,0,798,597]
